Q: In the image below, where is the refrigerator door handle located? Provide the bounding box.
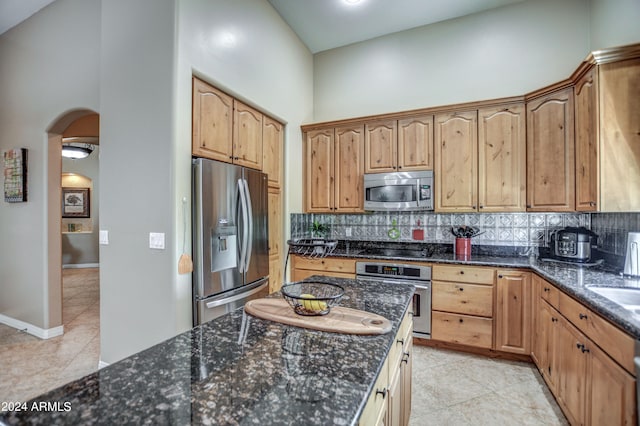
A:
[243,178,254,271]
[205,280,268,308]
[237,178,249,273]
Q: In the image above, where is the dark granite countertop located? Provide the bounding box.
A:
[0,278,413,425]
[324,241,640,340]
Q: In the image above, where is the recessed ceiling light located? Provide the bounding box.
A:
[344,0,363,4]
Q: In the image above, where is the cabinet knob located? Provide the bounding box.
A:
[479,205,484,209]
[526,204,532,208]
[579,313,588,320]
[459,318,464,323]
[498,274,503,279]
[398,166,402,169]
[460,270,464,275]
[458,287,464,292]
[472,206,477,209]
[375,388,387,399]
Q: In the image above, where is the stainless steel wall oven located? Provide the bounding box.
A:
[356,261,431,338]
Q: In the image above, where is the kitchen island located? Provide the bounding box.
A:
[0,277,413,425]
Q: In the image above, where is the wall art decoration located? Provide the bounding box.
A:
[3,148,28,203]
[62,187,90,218]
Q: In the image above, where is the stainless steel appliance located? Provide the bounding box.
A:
[192,158,269,326]
[550,227,598,263]
[364,171,433,211]
[624,232,640,277]
[356,261,431,338]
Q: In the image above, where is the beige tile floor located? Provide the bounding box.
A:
[0,268,100,405]
[1,272,567,424]
[409,344,568,425]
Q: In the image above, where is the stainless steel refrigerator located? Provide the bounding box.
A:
[192,158,269,326]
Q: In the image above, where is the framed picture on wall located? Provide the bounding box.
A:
[62,187,90,218]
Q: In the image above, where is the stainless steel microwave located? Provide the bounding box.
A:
[364,171,434,211]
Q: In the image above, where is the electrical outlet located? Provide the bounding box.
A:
[345,227,352,237]
[149,232,165,250]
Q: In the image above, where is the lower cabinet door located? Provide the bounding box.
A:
[359,358,389,426]
[431,311,493,348]
[588,343,636,425]
[387,367,402,426]
[401,337,412,426]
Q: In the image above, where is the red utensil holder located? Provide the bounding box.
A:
[455,237,471,257]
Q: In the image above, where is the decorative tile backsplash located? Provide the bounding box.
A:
[291,212,591,247]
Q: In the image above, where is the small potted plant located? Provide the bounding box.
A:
[311,220,329,239]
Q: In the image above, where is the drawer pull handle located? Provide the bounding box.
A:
[397,338,404,345]
[402,352,410,363]
[551,317,558,322]
[376,388,387,399]
[579,313,587,320]
[543,287,550,292]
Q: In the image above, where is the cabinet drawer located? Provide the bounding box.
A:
[431,311,493,348]
[390,309,412,370]
[433,265,495,285]
[558,290,590,335]
[291,256,356,274]
[359,357,389,426]
[588,312,636,375]
[432,281,493,317]
[540,280,560,309]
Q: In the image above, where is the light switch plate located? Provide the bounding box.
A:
[99,230,109,245]
[345,227,352,237]
[149,232,165,250]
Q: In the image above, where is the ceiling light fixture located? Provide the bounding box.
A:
[344,0,363,4]
[61,137,97,160]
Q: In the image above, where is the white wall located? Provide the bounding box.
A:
[0,0,100,329]
[589,0,640,51]
[62,147,100,266]
[312,0,590,122]
[176,0,314,253]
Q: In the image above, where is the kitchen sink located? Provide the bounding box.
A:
[588,286,640,315]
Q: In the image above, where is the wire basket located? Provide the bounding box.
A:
[281,282,344,316]
[287,238,338,259]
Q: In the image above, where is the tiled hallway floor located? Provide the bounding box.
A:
[0,268,100,405]
[409,344,568,425]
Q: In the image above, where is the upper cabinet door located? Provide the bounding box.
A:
[526,88,575,212]
[233,100,263,170]
[335,125,365,212]
[365,120,397,173]
[599,58,640,212]
[263,116,284,188]
[192,77,234,162]
[478,104,526,212]
[434,111,478,212]
[305,129,334,212]
[574,67,599,211]
[398,115,434,171]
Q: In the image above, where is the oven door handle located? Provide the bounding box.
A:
[356,275,431,287]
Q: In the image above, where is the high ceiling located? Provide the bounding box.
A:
[2,0,528,53]
[0,0,56,35]
[266,0,528,53]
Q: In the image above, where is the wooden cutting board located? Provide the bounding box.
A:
[244,298,392,335]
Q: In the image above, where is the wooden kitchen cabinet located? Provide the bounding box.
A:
[574,66,599,211]
[431,264,494,349]
[192,77,234,162]
[434,111,478,212]
[533,275,637,425]
[291,256,356,281]
[233,100,263,170]
[526,87,575,211]
[598,57,640,212]
[304,125,364,213]
[494,270,531,355]
[364,116,433,173]
[365,120,397,173]
[478,104,526,212]
[263,116,284,189]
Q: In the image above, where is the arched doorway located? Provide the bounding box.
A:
[46,109,99,331]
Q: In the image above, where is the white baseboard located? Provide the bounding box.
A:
[98,360,110,369]
[0,314,64,339]
[62,263,100,269]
